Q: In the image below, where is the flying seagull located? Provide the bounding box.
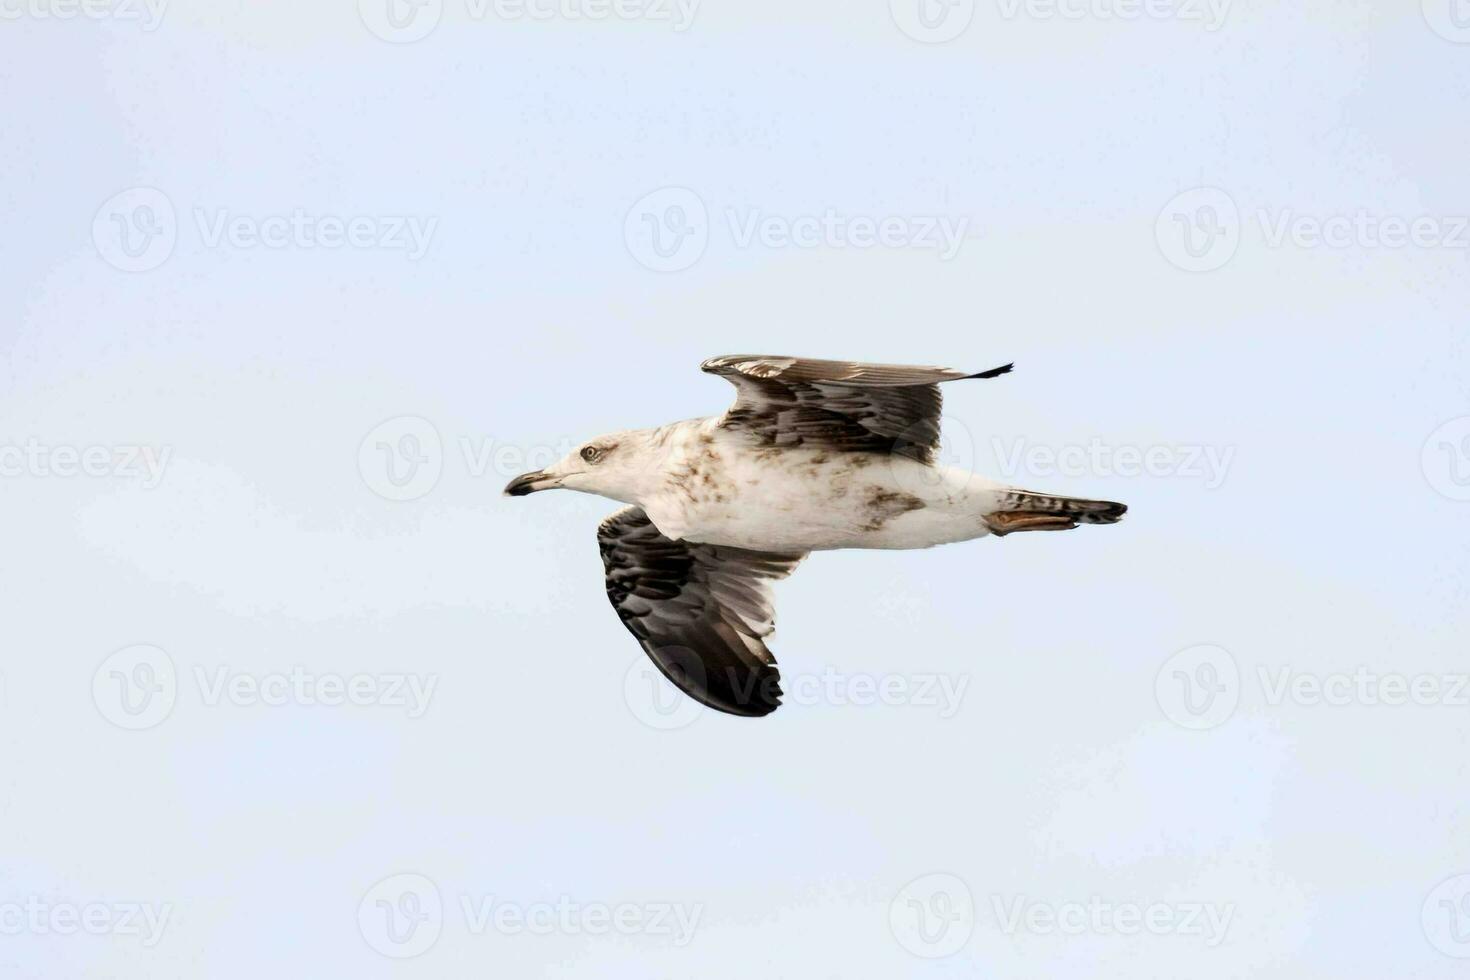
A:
[505,355,1126,718]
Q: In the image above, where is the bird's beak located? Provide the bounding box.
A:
[504,469,560,497]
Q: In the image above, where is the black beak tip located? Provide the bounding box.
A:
[504,472,544,497]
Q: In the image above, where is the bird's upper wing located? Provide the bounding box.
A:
[598,506,806,718]
[701,354,1012,464]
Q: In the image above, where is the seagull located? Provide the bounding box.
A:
[505,355,1126,718]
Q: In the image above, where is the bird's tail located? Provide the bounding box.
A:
[984,491,1127,536]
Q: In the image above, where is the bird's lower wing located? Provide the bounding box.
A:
[597,506,806,717]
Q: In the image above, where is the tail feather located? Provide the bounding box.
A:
[986,491,1127,536]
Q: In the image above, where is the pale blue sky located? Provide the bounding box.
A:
[3,2,1469,977]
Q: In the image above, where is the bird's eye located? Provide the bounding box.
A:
[580,445,603,464]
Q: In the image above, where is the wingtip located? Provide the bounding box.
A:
[970,362,1014,380]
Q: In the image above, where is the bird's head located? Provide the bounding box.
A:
[503,429,660,504]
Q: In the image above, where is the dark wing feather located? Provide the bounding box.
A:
[598,507,805,718]
[701,354,1012,464]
